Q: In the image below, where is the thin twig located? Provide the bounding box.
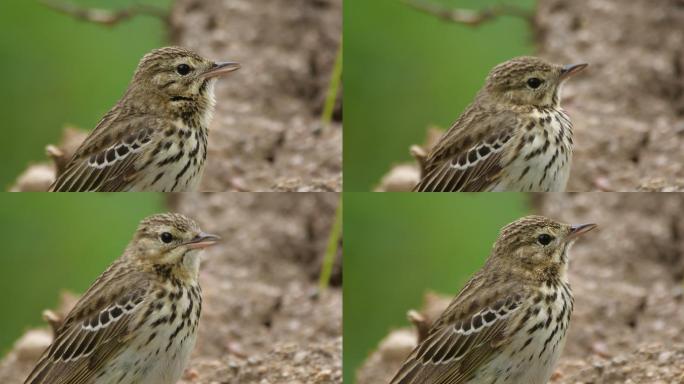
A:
[403,0,533,27]
[318,198,342,292]
[40,0,168,27]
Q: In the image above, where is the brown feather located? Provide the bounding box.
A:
[49,113,161,191]
[390,271,528,384]
[24,260,151,384]
[415,103,519,192]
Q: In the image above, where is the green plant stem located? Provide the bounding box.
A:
[319,198,342,292]
[322,36,343,126]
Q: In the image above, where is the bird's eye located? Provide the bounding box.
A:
[160,232,174,243]
[176,64,191,76]
[537,233,554,245]
[526,77,543,89]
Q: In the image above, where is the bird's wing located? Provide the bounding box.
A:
[390,278,526,384]
[414,107,519,192]
[24,262,151,384]
[49,110,161,192]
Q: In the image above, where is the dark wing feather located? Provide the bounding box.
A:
[415,106,519,192]
[49,110,161,192]
[390,275,525,384]
[24,261,151,384]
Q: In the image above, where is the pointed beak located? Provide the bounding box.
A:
[560,63,588,81]
[201,61,241,79]
[185,232,221,249]
[565,223,597,242]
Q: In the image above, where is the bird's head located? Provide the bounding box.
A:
[129,212,220,280]
[489,215,596,280]
[129,46,240,113]
[483,56,587,108]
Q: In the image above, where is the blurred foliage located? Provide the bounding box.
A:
[344,0,536,191]
[0,0,171,189]
[343,193,530,383]
[0,194,165,354]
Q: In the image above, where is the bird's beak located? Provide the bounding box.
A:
[185,232,221,249]
[201,61,241,79]
[565,223,597,242]
[559,63,588,81]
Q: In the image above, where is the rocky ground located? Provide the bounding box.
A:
[11,0,342,192]
[0,193,342,383]
[358,193,684,383]
[170,0,342,192]
[376,0,684,192]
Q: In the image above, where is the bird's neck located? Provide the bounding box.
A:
[120,83,216,128]
[168,90,216,131]
[151,260,200,286]
[481,89,563,111]
[503,258,568,287]
[537,262,568,287]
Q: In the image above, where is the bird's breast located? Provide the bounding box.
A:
[496,108,573,192]
[131,121,208,192]
[95,281,202,384]
[473,281,573,384]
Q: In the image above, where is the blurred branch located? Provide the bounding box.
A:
[46,144,67,178]
[318,198,342,292]
[321,36,343,127]
[407,310,431,343]
[42,310,63,336]
[40,0,168,27]
[403,0,533,27]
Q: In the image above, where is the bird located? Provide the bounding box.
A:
[414,56,587,192]
[49,46,240,192]
[24,213,220,384]
[389,215,596,384]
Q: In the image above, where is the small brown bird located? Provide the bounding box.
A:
[49,47,240,192]
[415,56,587,192]
[390,215,596,384]
[24,213,219,384]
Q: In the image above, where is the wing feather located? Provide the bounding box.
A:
[49,111,160,192]
[390,275,525,384]
[24,261,150,384]
[415,106,519,192]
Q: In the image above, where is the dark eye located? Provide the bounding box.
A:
[537,233,554,245]
[527,77,543,89]
[160,232,174,243]
[176,64,191,76]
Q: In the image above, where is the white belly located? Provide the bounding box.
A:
[95,285,201,384]
[495,147,571,192]
[130,157,206,192]
[97,336,196,384]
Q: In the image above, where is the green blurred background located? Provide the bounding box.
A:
[0,194,165,355]
[343,193,531,383]
[344,0,536,191]
[0,0,171,189]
